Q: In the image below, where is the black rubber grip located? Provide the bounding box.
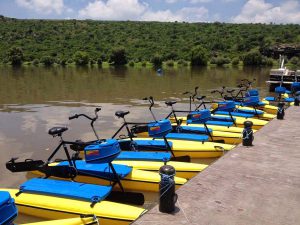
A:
[69,114,78,120]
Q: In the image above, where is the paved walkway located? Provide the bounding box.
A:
[134,106,300,225]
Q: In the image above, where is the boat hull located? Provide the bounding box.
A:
[124,138,234,158]
[21,217,98,225]
[1,189,146,225]
[30,165,187,192]
[113,160,208,179]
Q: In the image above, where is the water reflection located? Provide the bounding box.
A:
[0,66,270,105]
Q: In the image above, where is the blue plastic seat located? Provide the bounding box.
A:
[236,109,264,115]
[129,139,173,150]
[284,97,294,102]
[116,151,171,161]
[205,121,233,127]
[214,111,254,118]
[57,160,132,179]
[210,115,236,121]
[265,96,276,101]
[258,101,266,106]
[180,126,213,133]
[166,133,209,142]
[19,178,112,203]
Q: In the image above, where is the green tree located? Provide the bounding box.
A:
[231,57,240,66]
[190,46,208,66]
[243,50,263,66]
[109,47,127,65]
[73,51,89,66]
[165,60,174,67]
[210,56,230,66]
[32,59,39,66]
[290,56,299,65]
[40,56,54,66]
[7,47,23,65]
[151,54,163,67]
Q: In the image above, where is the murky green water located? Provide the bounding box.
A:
[0,65,270,223]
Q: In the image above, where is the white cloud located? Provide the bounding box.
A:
[233,0,300,24]
[78,0,147,20]
[165,0,179,3]
[190,0,212,3]
[141,7,208,22]
[16,0,65,14]
[166,0,212,3]
[79,0,209,22]
[141,9,182,22]
[178,7,209,22]
[221,0,237,2]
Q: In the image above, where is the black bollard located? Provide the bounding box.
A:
[277,102,285,120]
[159,165,177,213]
[294,97,300,106]
[243,121,254,146]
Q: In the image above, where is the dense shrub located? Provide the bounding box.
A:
[128,61,135,67]
[7,47,23,65]
[210,56,231,66]
[231,57,240,66]
[40,56,54,66]
[97,58,103,66]
[151,54,163,67]
[73,51,89,66]
[59,58,67,66]
[261,57,274,66]
[177,59,188,66]
[141,61,147,67]
[290,56,300,65]
[190,46,208,66]
[165,60,174,67]
[243,50,263,66]
[32,59,39,65]
[109,47,127,65]
[90,60,96,65]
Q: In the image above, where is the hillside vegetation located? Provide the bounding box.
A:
[0,16,300,67]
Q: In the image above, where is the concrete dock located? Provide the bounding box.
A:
[134,106,300,225]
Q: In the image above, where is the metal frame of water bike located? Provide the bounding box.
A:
[69,106,190,162]
[6,108,145,205]
[210,87,261,119]
[111,98,177,157]
[163,98,214,141]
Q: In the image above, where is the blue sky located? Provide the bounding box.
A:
[0,0,299,23]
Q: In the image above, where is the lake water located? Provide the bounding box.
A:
[0,65,271,223]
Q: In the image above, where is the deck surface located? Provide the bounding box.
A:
[134,106,300,225]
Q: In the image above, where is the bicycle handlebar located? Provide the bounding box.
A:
[69,107,101,121]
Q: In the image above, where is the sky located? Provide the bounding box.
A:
[0,0,299,24]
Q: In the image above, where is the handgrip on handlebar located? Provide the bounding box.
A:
[69,114,79,120]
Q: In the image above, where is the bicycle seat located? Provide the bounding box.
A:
[226,89,235,93]
[196,96,206,101]
[115,111,130,118]
[165,101,177,106]
[48,127,68,136]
